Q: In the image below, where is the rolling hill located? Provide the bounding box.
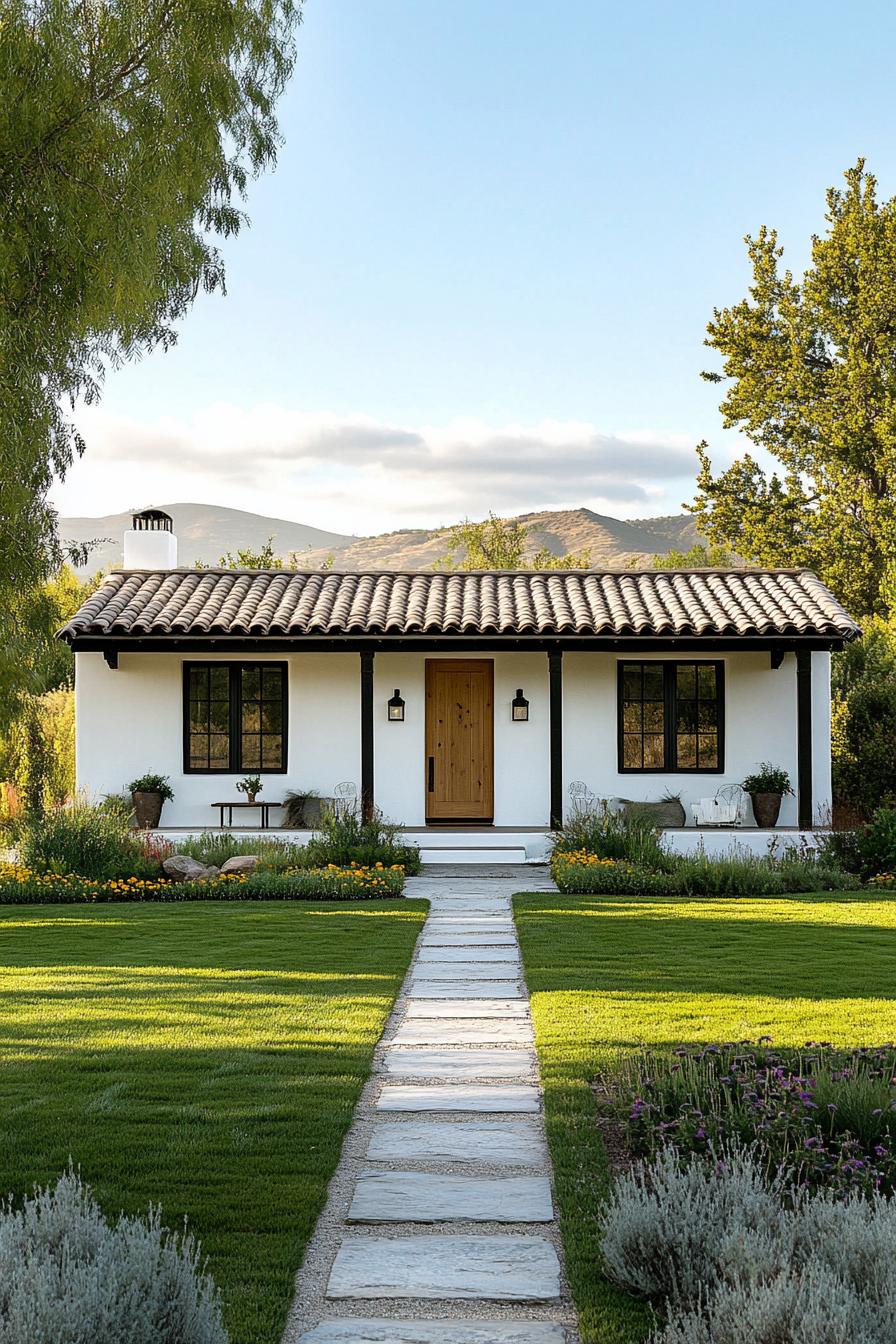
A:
[60,502,702,573]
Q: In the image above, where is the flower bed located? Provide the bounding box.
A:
[608,1040,896,1198]
[0,861,405,904]
[551,847,860,897]
[551,850,673,895]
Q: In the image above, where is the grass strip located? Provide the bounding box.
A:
[513,890,896,1344]
[0,898,427,1343]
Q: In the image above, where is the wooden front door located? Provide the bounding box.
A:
[425,660,494,822]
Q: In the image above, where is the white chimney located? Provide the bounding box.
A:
[123,508,178,569]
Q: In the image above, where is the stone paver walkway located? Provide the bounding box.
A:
[283,866,576,1344]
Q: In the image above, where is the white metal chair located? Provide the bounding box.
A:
[568,781,596,815]
[334,781,358,817]
[692,784,746,827]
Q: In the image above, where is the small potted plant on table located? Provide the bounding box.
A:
[237,775,263,805]
[128,773,174,829]
[741,763,793,828]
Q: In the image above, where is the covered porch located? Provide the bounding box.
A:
[61,566,859,841]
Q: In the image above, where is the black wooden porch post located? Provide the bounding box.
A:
[549,650,563,830]
[360,650,375,822]
[796,649,813,829]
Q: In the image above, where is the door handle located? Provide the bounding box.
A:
[428,756,435,792]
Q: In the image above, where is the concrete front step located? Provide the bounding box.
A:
[326,1234,562,1301]
[420,847,530,864]
[347,1171,553,1223]
[299,1318,567,1341]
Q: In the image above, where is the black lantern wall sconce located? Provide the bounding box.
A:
[387,689,405,722]
[511,688,529,721]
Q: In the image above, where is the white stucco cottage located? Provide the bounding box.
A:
[59,511,860,861]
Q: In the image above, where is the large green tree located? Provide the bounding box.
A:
[0,0,301,653]
[692,161,896,618]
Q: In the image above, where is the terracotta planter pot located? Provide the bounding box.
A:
[245,792,258,805]
[750,791,782,828]
[132,790,164,829]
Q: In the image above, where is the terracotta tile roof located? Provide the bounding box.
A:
[59,568,860,643]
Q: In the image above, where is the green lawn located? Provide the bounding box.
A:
[513,891,896,1344]
[0,899,427,1344]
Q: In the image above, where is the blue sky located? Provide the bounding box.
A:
[56,0,896,533]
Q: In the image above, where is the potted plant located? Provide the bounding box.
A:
[283,789,329,827]
[236,775,263,805]
[128,773,174,829]
[742,763,793,828]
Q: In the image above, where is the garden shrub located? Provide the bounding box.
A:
[302,806,421,873]
[550,852,677,896]
[553,803,672,870]
[175,832,309,871]
[600,1145,791,1307]
[551,803,857,896]
[603,1148,896,1344]
[816,825,864,874]
[612,1041,896,1197]
[854,807,896,879]
[551,846,858,898]
[19,799,151,880]
[0,1167,226,1344]
[654,1263,878,1344]
[670,851,785,897]
[833,674,896,819]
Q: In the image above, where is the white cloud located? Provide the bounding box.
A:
[51,404,704,531]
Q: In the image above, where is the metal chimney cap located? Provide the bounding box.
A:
[131,508,173,532]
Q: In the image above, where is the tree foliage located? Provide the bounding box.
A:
[0,0,301,621]
[830,617,896,819]
[196,537,335,569]
[196,536,296,570]
[0,565,94,730]
[648,542,740,571]
[435,512,591,571]
[0,566,92,807]
[692,161,896,618]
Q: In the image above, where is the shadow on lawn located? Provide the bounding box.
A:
[514,894,896,1003]
[0,1037,374,1344]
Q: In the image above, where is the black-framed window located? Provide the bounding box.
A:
[184,662,288,773]
[618,661,724,773]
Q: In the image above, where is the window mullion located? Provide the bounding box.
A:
[665,663,677,770]
[229,664,241,772]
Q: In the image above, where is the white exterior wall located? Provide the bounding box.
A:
[75,651,360,828]
[75,647,833,829]
[373,650,550,826]
[564,649,802,827]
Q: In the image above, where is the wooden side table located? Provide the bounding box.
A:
[211,801,284,828]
